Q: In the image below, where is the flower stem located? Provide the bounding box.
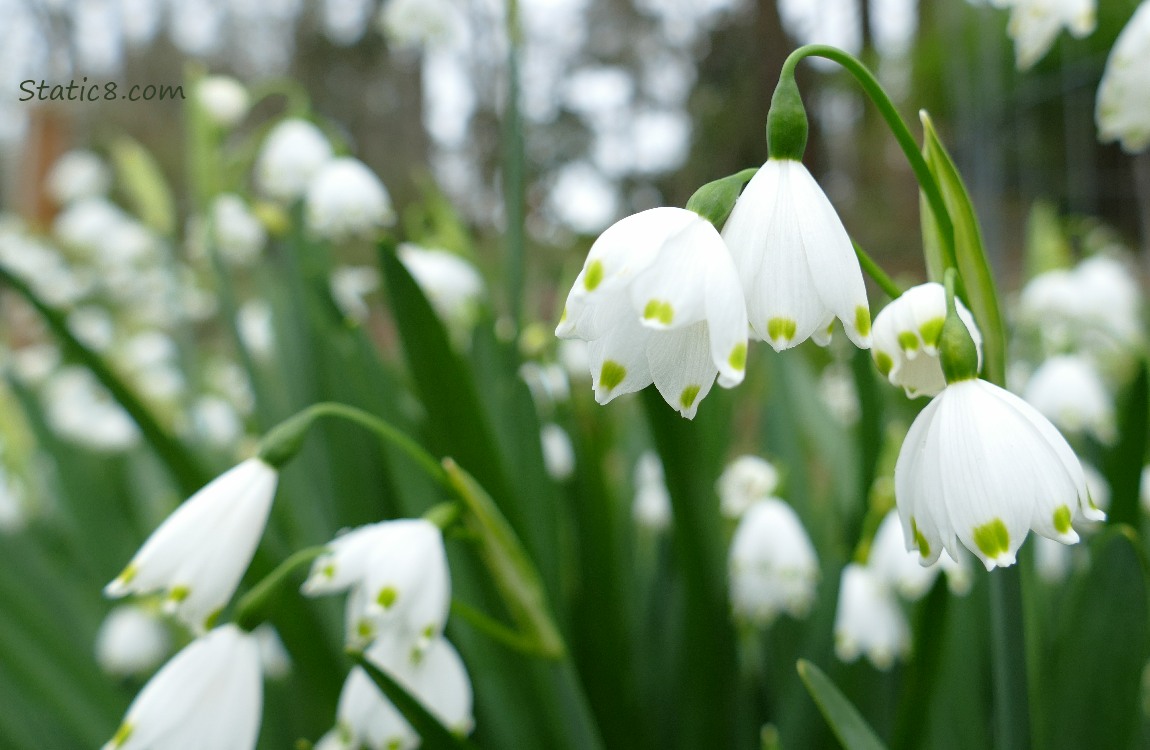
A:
[852,240,903,299]
[783,45,958,274]
[258,401,450,488]
[233,546,326,631]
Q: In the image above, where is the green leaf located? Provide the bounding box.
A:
[349,650,479,750]
[1040,528,1149,750]
[797,660,888,750]
[918,111,1006,387]
[1104,360,1149,528]
[109,136,176,237]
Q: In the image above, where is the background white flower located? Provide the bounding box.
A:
[717,455,780,520]
[1095,1,1150,152]
[255,119,334,203]
[993,0,1096,71]
[306,157,396,240]
[728,498,819,625]
[1022,354,1115,444]
[833,563,909,670]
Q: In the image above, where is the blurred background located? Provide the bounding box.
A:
[2,0,1147,299]
[1,1,1149,749]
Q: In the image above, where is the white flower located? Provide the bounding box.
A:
[1033,535,1073,583]
[105,459,279,632]
[211,194,266,265]
[237,300,276,360]
[993,0,1096,70]
[189,395,244,449]
[632,451,672,531]
[833,563,910,670]
[330,265,381,322]
[306,158,395,240]
[871,282,982,398]
[895,378,1103,571]
[1096,1,1150,152]
[556,207,748,418]
[728,498,818,626]
[1018,254,1143,350]
[46,150,111,205]
[868,511,970,600]
[540,423,576,481]
[253,624,292,679]
[303,519,451,648]
[318,631,473,750]
[379,0,465,49]
[43,367,140,452]
[255,119,334,203]
[1081,461,1111,513]
[717,455,780,519]
[197,76,250,128]
[519,362,571,410]
[0,466,28,533]
[397,244,485,340]
[53,197,129,256]
[95,605,171,678]
[102,624,263,750]
[558,340,591,381]
[1022,355,1115,444]
[68,306,116,352]
[720,159,870,351]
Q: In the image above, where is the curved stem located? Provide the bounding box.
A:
[233,546,325,631]
[852,240,903,299]
[783,45,958,274]
[259,401,450,489]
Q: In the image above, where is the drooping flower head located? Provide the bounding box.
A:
[105,458,279,632]
[197,76,250,128]
[1022,354,1115,444]
[1096,1,1150,153]
[316,630,474,750]
[255,119,334,203]
[94,605,172,678]
[720,159,871,351]
[302,519,451,648]
[728,498,819,626]
[556,207,748,418]
[867,511,971,600]
[102,624,263,750]
[305,157,396,241]
[871,282,982,398]
[717,454,780,519]
[992,0,1096,71]
[895,377,1103,571]
[833,563,910,670]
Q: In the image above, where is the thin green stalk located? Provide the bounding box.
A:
[988,568,1030,750]
[0,267,208,495]
[259,401,450,488]
[852,241,903,299]
[503,0,526,333]
[234,546,325,631]
[783,45,958,274]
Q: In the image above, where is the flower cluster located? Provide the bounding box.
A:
[557,158,871,418]
[303,519,475,747]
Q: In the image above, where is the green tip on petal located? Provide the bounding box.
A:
[109,722,133,749]
[167,585,190,604]
[599,360,626,390]
[583,260,604,291]
[919,317,945,348]
[642,299,675,325]
[679,385,701,409]
[356,619,374,639]
[1053,505,1073,535]
[874,351,893,377]
[204,607,223,630]
[767,317,797,344]
[376,586,398,609]
[728,342,747,371]
[911,517,931,559]
[116,563,138,586]
[897,331,919,352]
[854,306,871,337]
[973,518,1011,560]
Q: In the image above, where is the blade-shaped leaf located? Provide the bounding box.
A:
[919,111,1006,387]
[797,659,888,750]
